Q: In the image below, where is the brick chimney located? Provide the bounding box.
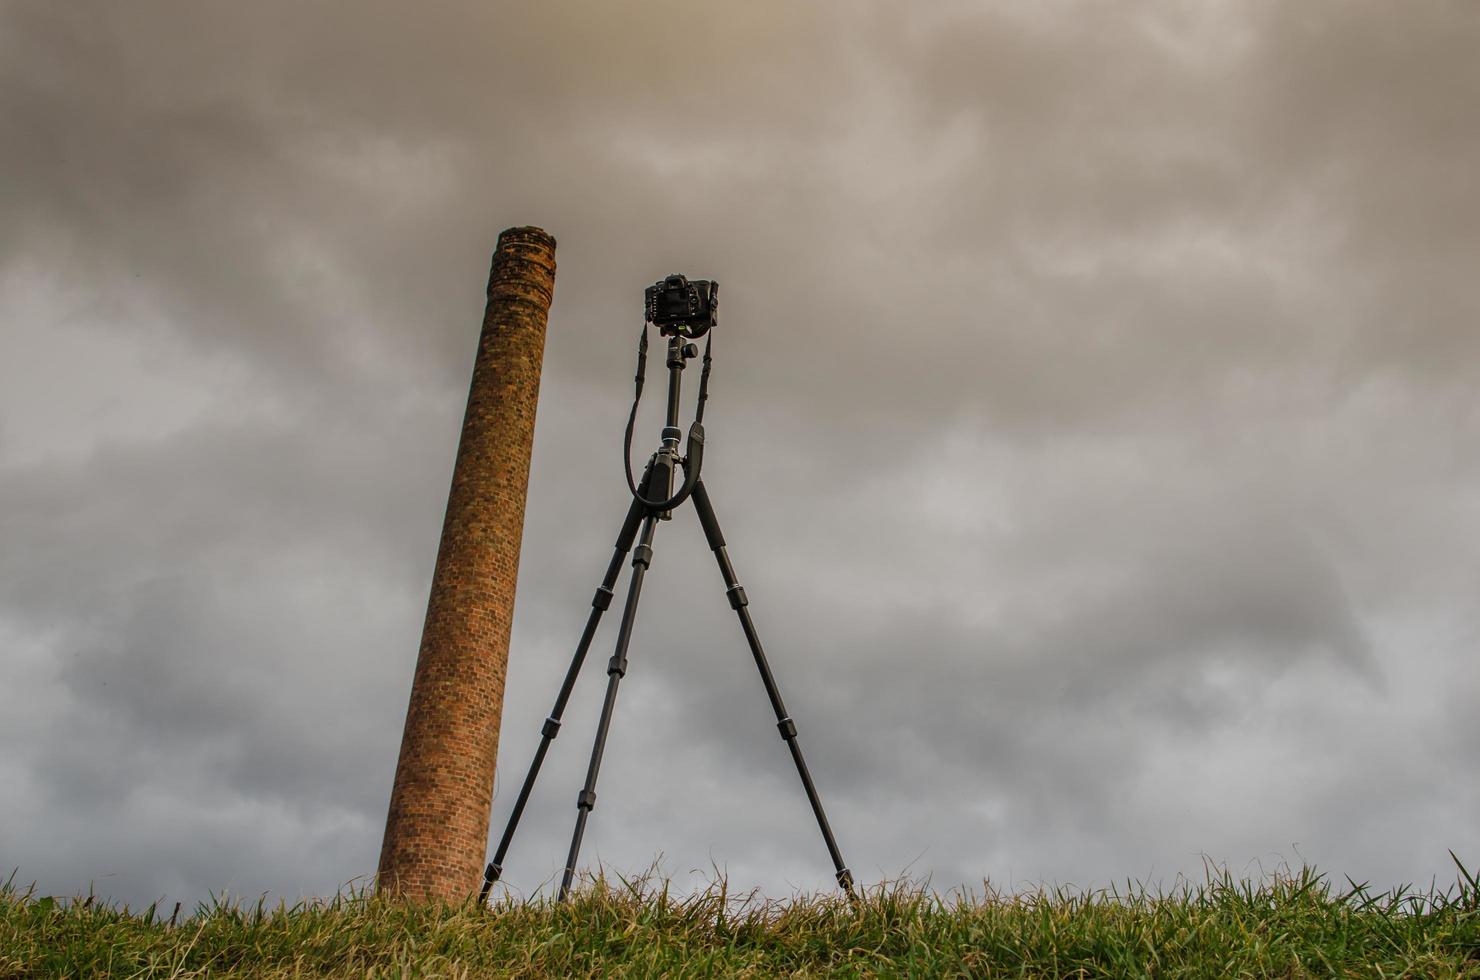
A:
[378,227,556,901]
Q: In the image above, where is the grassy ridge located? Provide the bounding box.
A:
[4,863,1478,978]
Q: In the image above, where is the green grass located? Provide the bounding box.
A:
[4,860,1478,978]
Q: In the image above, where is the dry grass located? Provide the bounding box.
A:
[4,858,1479,977]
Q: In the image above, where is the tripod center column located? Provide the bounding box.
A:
[378,226,557,902]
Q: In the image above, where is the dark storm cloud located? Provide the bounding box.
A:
[2,1,1477,908]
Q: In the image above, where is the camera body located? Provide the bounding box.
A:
[645,274,718,338]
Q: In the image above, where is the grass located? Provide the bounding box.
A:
[3,859,1478,978]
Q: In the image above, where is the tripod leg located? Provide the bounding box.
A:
[558,510,662,901]
[479,487,650,903]
[690,480,856,897]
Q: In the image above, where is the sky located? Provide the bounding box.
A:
[2,1,1478,911]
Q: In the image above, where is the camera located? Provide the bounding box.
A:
[644,273,718,338]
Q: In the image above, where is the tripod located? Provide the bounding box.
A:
[480,328,854,903]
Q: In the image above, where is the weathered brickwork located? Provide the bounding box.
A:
[377,227,556,902]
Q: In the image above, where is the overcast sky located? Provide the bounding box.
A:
[3,2,1478,911]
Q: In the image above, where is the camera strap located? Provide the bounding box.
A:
[621,324,650,501]
[622,325,711,511]
[694,330,713,425]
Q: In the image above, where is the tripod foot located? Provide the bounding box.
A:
[839,870,862,909]
[478,863,502,904]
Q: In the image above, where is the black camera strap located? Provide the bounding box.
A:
[621,325,650,502]
[694,329,713,425]
[622,325,711,510]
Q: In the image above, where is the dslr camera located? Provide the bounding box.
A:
[644,274,718,338]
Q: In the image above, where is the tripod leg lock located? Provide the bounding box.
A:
[777,717,797,741]
[608,653,628,677]
[836,868,855,892]
[577,789,596,811]
[541,716,561,739]
[726,585,749,609]
[592,586,615,610]
[484,862,502,885]
[632,543,654,569]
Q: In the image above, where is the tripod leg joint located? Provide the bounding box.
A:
[541,716,561,739]
[592,586,615,610]
[483,862,502,885]
[577,789,596,811]
[632,543,654,569]
[607,653,628,677]
[777,717,797,741]
[726,585,748,609]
